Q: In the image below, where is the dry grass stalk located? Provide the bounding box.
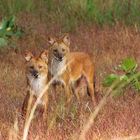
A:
[8,117,19,140]
[112,135,140,140]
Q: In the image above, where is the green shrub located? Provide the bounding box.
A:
[103,58,140,96]
[0,16,23,47]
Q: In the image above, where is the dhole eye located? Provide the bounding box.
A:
[38,65,43,69]
[62,48,65,52]
[30,66,34,69]
[53,49,57,53]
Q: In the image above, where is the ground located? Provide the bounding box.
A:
[0,19,140,140]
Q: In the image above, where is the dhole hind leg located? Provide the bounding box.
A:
[71,81,81,102]
[85,74,96,106]
[87,82,96,106]
[75,88,80,102]
[74,76,88,101]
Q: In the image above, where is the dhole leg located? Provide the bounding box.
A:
[74,77,87,101]
[87,82,96,106]
[22,92,34,119]
[71,81,80,101]
[49,82,57,103]
[42,94,49,119]
[22,92,30,116]
[22,95,27,116]
[75,89,80,101]
[65,85,72,104]
[26,94,34,120]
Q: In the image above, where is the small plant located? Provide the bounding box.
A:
[0,16,22,47]
[103,58,140,96]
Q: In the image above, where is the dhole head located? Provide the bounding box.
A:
[24,50,48,78]
[48,34,70,61]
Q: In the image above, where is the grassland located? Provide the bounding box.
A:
[0,0,140,140]
[0,24,140,139]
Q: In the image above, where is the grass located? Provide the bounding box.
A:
[0,24,140,139]
[0,0,35,15]
[0,0,140,139]
[0,0,140,31]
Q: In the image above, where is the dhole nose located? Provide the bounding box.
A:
[59,56,63,60]
[31,70,38,78]
[57,54,63,61]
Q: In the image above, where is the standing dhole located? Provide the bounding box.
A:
[47,34,96,105]
[22,50,49,118]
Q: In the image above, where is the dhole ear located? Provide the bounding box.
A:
[40,50,48,63]
[62,33,70,46]
[48,36,56,45]
[24,51,33,62]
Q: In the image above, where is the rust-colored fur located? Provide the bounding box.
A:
[47,34,96,105]
[22,50,49,118]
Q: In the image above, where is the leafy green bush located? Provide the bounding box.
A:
[0,16,22,47]
[103,58,140,96]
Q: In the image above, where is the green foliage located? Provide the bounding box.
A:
[119,58,137,73]
[133,78,140,91]
[0,38,8,46]
[103,74,119,87]
[0,16,22,47]
[103,58,140,96]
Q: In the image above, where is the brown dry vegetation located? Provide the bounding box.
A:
[0,14,140,140]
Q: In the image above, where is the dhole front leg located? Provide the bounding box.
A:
[41,93,49,119]
[64,85,72,104]
[22,92,34,119]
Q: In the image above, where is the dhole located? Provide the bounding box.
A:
[47,34,96,105]
[22,50,48,118]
